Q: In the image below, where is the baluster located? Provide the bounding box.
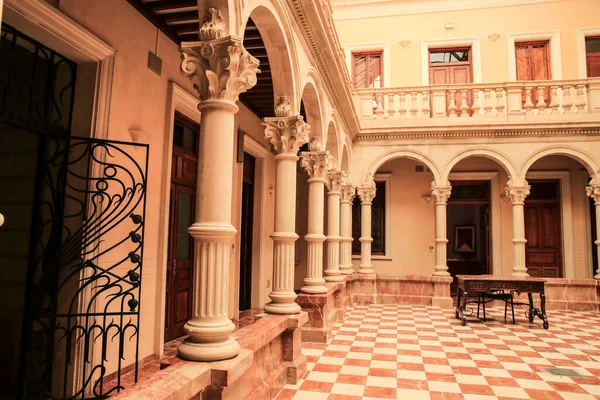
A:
[459,89,470,118]
[448,90,457,117]
[575,85,587,112]
[375,92,384,117]
[495,88,505,115]
[471,90,481,116]
[483,89,493,117]
[562,85,573,114]
[386,92,396,118]
[535,86,547,113]
[548,86,559,115]
[421,90,431,118]
[523,87,534,116]
[409,91,418,117]
[398,91,406,118]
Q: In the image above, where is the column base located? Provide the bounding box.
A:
[324,270,344,282]
[358,266,374,274]
[595,273,600,280]
[339,266,354,275]
[511,271,529,277]
[301,285,328,294]
[178,336,240,362]
[264,301,301,315]
[433,269,450,276]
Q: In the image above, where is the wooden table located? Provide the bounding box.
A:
[455,275,548,329]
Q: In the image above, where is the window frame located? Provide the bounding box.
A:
[577,27,600,78]
[508,31,562,81]
[351,50,384,89]
[514,40,552,81]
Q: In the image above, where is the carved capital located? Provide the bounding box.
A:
[300,151,334,179]
[181,36,259,103]
[586,176,600,204]
[341,182,357,204]
[326,170,346,193]
[200,8,225,40]
[308,135,322,152]
[505,180,531,204]
[431,181,452,205]
[275,96,292,117]
[263,115,310,156]
[357,174,376,204]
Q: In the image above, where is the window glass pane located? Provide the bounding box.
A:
[528,182,559,201]
[173,119,197,152]
[430,50,469,63]
[352,196,362,254]
[372,181,385,254]
[177,191,193,260]
[586,38,600,53]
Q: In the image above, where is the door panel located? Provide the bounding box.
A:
[587,53,600,77]
[525,202,562,278]
[239,153,255,312]
[515,42,550,105]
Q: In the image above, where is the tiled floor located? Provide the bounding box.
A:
[276,304,600,400]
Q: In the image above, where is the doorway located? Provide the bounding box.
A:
[429,47,472,116]
[164,113,198,342]
[239,152,256,312]
[591,196,598,277]
[524,180,563,278]
[446,181,492,289]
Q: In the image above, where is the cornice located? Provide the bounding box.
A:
[287,0,360,140]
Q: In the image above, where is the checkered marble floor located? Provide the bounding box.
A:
[275,304,600,400]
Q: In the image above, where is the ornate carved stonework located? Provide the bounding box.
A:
[357,173,376,204]
[341,182,357,204]
[308,135,322,152]
[275,96,292,117]
[586,176,600,204]
[263,116,310,156]
[505,180,531,204]
[326,170,346,193]
[431,181,452,205]
[181,37,259,103]
[300,151,334,179]
[200,8,225,40]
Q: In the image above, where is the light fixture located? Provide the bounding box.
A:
[422,195,434,204]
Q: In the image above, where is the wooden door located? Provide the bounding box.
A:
[524,181,562,278]
[515,41,551,105]
[239,153,255,312]
[586,37,600,77]
[429,48,472,116]
[165,115,198,342]
[591,196,598,277]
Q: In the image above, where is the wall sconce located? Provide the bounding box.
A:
[268,187,275,197]
[399,40,410,47]
[422,195,434,204]
[488,33,500,42]
[444,23,455,30]
[500,194,511,204]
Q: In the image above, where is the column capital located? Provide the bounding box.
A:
[431,180,452,205]
[181,30,259,105]
[357,173,377,204]
[300,151,334,180]
[505,180,531,205]
[340,182,357,204]
[326,170,346,194]
[263,97,310,156]
[586,176,600,204]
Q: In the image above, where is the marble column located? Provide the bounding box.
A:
[339,181,356,275]
[263,97,309,314]
[357,174,376,275]
[431,181,452,276]
[586,178,600,279]
[177,9,259,362]
[506,180,531,277]
[299,140,334,294]
[324,170,346,282]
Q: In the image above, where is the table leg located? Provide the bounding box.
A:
[540,292,549,330]
[461,291,468,326]
[527,293,534,323]
[455,287,462,319]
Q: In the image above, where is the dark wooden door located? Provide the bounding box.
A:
[165,115,198,342]
[516,41,551,105]
[429,48,472,116]
[239,153,255,312]
[586,37,600,77]
[591,196,598,277]
[524,181,562,278]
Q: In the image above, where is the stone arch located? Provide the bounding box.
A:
[341,139,351,173]
[325,120,340,168]
[520,146,600,181]
[241,2,298,110]
[368,148,442,183]
[442,147,519,184]
[300,80,323,148]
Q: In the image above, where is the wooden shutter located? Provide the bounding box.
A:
[586,37,600,78]
[515,41,550,105]
[352,52,383,88]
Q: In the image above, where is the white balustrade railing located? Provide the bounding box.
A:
[355,78,600,123]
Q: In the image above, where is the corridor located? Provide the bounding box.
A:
[276,305,600,400]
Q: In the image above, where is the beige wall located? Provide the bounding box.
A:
[334,0,600,86]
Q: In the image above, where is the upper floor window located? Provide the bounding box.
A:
[515,41,551,81]
[352,51,382,88]
[586,36,600,77]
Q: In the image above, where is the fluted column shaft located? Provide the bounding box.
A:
[506,181,531,276]
[431,182,451,276]
[177,23,259,362]
[357,175,376,275]
[263,103,309,314]
[339,183,356,275]
[586,180,600,279]
[300,150,333,293]
[324,171,345,282]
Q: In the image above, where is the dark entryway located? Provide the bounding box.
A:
[239,152,256,312]
[164,114,198,342]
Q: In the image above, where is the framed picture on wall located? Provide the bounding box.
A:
[455,225,475,253]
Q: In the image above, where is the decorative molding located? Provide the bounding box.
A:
[505,180,531,204]
[326,170,346,193]
[587,176,600,204]
[488,33,500,42]
[275,96,292,117]
[340,182,357,204]
[431,181,452,205]
[199,8,225,41]
[357,173,376,204]
[308,135,322,152]
[263,116,310,156]
[300,151,334,179]
[399,40,410,47]
[180,37,259,103]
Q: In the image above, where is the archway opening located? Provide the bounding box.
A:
[326,121,339,167]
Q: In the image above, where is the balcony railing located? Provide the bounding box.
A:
[354,78,600,127]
